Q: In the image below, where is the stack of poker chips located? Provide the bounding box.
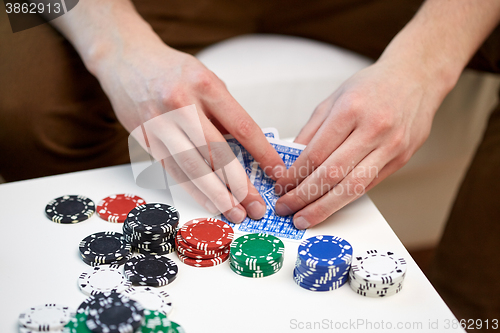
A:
[293,235,352,291]
[230,233,285,278]
[175,218,234,267]
[122,203,179,255]
[69,292,185,333]
[79,231,132,266]
[349,249,407,297]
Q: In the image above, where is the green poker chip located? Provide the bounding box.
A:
[230,256,284,274]
[138,309,185,333]
[230,233,285,267]
[229,262,282,278]
[63,312,92,333]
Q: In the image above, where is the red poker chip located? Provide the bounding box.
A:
[97,194,146,223]
[177,240,229,259]
[180,218,234,251]
[177,251,230,267]
[175,231,225,256]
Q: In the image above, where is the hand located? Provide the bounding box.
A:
[274,58,447,229]
[94,36,286,223]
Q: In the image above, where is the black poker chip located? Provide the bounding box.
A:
[45,195,95,223]
[124,254,178,287]
[79,231,131,265]
[86,293,144,333]
[124,203,179,234]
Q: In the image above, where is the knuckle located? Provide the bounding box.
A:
[192,69,215,92]
[209,142,233,169]
[161,86,186,110]
[234,117,257,140]
[179,154,203,177]
[309,203,332,221]
[306,149,325,169]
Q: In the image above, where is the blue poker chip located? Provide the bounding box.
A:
[298,235,352,269]
[293,267,348,285]
[45,195,95,223]
[293,271,348,291]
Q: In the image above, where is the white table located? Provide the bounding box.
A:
[0,164,463,332]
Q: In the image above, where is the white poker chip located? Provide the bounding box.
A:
[350,249,407,285]
[18,304,74,331]
[123,286,173,315]
[78,264,131,296]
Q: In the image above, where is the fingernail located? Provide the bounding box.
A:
[226,207,246,223]
[272,164,287,179]
[275,202,293,216]
[294,216,310,230]
[246,201,266,220]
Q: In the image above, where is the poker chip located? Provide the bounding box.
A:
[123,203,179,255]
[79,232,131,265]
[78,265,132,296]
[20,328,64,333]
[86,294,144,333]
[63,312,91,333]
[134,246,175,256]
[45,195,95,223]
[175,222,233,267]
[293,235,352,292]
[177,251,230,267]
[125,203,179,234]
[81,252,132,267]
[180,218,234,251]
[139,309,185,333]
[294,274,349,292]
[230,260,284,278]
[348,249,407,297]
[123,286,173,315]
[175,231,224,256]
[124,254,178,287]
[230,233,285,266]
[97,194,146,223]
[297,235,352,269]
[19,304,74,331]
[180,247,229,260]
[229,233,285,278]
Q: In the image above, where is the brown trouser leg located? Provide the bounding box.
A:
[428,97,500,327]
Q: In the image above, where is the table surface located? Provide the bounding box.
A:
[0,163,464,333]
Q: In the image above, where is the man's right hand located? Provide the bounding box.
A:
[50,0,286,223]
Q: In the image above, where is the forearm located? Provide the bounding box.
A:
[49,0,162,76]
[380,0,500,98]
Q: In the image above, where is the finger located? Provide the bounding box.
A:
[194,109,267,220]
[292,151,386,229]
[294,90,341,145]
[274,131,374,216]
[159,155,219,215]
[158,105,266,220]
[275,104,356,195]
[132,125,218,214]
[205,91,287,180]
[150,119,247,223]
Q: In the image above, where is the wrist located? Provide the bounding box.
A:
[378,30,462,102]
